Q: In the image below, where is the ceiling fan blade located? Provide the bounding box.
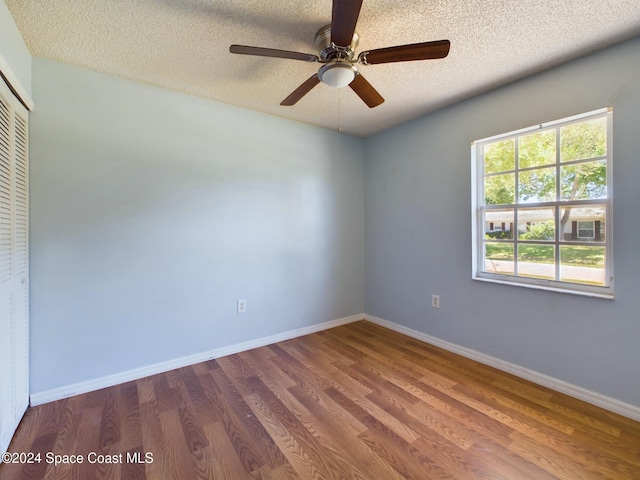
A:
[281,75,321,106]
[349,73,384,108]
[230,45,319,62]
[331,0,363,47]
[361,40,450,65]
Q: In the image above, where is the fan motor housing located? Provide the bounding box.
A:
[314,24,359,62]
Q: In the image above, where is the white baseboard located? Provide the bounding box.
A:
[30,314,364,406]
[365,314,640,422]
[31,312,640,422]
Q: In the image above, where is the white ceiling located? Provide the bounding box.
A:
[6,0,640,137]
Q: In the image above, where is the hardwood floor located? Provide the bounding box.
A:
[2,321,639,479]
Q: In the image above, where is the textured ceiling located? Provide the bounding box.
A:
[6,0,640,136]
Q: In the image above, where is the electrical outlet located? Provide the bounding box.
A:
[431,294,440,309]
[237,299,247,313]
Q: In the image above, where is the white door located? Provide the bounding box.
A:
[0,78,29,454]
[12,109,28,414]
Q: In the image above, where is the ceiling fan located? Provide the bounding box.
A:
[229,0,450,108]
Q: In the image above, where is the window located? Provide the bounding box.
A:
[472,108,613,298]
[577,221,595,239]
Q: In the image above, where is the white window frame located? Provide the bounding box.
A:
[471,108,614,299]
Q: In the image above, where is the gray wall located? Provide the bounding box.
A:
[29,58,365,394]
[0,0,31,96]
[365,37,640,407]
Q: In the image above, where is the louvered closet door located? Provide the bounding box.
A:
[13,111,28,413]
[0,83,14,454]
[0,78,29,455]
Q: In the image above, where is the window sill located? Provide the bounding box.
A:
[472,275,615,299]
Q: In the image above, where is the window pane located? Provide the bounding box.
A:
[517,244,555,280]
[485,173,515,205]
[559,206,605,242]
[484,242,514,275]
[518,167,556,203]
[578,221,594,238]
[560,118,606,162]
[484,209,514,239]
[560,160,606,200]
[484,139,515,174]
[517,208,555,241]
[560,245,605,285]
[518,129,556,168]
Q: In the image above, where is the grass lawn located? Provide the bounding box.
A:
[485,243,605,268]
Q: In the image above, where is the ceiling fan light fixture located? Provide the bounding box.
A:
[318,61,357,88]
[229,2,450,107]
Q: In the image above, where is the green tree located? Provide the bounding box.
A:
[519,130,555,168]
[483,139,515,205]
[484,173,515,205]
[560,118,606,162]
[483,119,607,234]
[519,168,556,203]
[557,118,607,232]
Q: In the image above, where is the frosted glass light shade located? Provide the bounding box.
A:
[318,62,357,88]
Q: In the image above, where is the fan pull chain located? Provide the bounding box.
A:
[338,90,342,132]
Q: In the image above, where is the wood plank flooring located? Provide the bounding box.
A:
[1,321,639,479]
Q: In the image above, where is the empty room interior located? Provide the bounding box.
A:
[1,1,640,478]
